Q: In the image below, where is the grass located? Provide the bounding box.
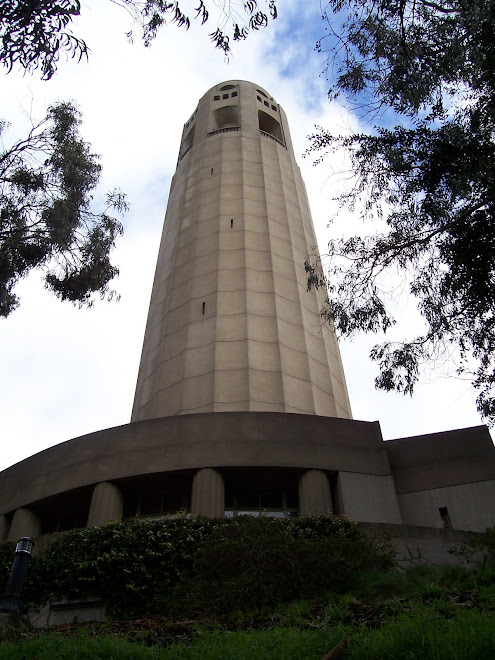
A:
[0,630,162,659]
[348,608,495,659]
[159,628,347,660]
[1,611,494,660]
[1,564,495,659]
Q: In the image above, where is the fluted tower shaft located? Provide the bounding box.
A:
[132,81,351,421]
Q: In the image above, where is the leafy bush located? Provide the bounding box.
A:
[449,527,495,581]
[0,515,393,618]
[20,517,222,617]
[0,540,15,592]
[168,516,394,613]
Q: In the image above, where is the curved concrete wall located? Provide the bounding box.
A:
[1,416,493,536]
[0,412,386,516]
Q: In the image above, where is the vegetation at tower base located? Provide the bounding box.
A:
[1,526,495,658]
[0,1,277,80]
[0,516,393,618]
[449,526,495,581]
[0,101,127,317]
[306,1,495,424]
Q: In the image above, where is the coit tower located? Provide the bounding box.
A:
[2,82,493,544]
[132,80,352,421]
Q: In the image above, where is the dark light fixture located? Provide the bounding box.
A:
[0,537,35,614]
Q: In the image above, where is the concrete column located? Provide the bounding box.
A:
[87,482,123,527]
[191,468,225,517]
[0,514,11,543]
[298,469,333,516]
[7,507,41,541]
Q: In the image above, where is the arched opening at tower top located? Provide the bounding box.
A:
[258,109,284,144]
[212,105,240,131]
[179,125,195,159]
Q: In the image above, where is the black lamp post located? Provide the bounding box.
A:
[0,537,35,615]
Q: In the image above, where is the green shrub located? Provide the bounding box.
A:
[0,540,15,593]
[0,515,393,618]
[449,527,495,581]
[21,516,224,617]
[159,516,394,615]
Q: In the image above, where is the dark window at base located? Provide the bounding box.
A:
[123,492,190,519]
[439,506,452,529]
[225,487,298,518]
[41,515,86,535]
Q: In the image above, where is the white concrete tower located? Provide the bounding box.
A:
[2,81,493,539]
[132,80,352,421]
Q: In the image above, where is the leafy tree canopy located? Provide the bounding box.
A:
[306,1,495,423]
[0,101,127,317]
[0,0,278,80]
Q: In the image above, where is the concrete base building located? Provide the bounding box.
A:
[0,81,494,545]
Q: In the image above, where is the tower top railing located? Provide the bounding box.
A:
[208,127,241,137]
[260,130,286,149]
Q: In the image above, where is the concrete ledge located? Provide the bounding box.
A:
[358,522,476,566]
[387,426,495,492]
[0,412,388,515]
[28,599,105,628]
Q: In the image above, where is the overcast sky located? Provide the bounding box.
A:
[0,0,489,472]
